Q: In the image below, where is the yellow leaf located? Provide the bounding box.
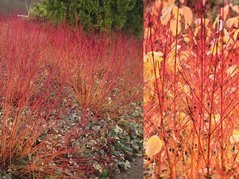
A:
[146,135,163,159]
[170,18,181,36]
[212,113,220,125]
[233,29,239,40]
[221,4,230,20]
[233,129,239,136]
[172,6,179,17]
[227,65,238,77]
[144,86,153,103]
[210,41,223,56]
[230,130,239,144]
[183,85,190,95]
[183,35,190,43]
[181,6,193,28]
[180,50,190,61]
[144,51,163,84]
[232,5,239,13]
[167,46,182,72]
[226,17,239,28]
[223,28,230,42]
[144,62,158,82]
[178,82,190,95]
[145,51,164,63]
[161,4,174,25]
[179,112,187,124]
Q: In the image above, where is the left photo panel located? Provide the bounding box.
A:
[0,0,143,178]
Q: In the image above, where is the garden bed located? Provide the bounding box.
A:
[0,17,143,178]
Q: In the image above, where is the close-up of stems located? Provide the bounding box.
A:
[144,0,239,178]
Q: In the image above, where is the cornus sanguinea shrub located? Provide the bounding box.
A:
[0,16,142,177]
[0,18,91,178]
[48,27,142,117]
[144,0,239,178]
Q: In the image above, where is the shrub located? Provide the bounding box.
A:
[144,0,239,178]
[0,16,143,177]
[50,28,142,116]
[29,0,143,36]
[0,18,92,178]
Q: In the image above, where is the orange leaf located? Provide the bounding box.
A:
[168,0,175,4]
[144,85,153,103]
[161,4,174,25]
[144,51,164,63]
[221,4,230,20]
[170,19,181,36]
[230,130,239,144]
[172,6,179,17]
[144,51,163,84]
[226,17,239,28]
[154,0,161,9]
[233,29,239,40]
[227,65,239,77]
[181,6,193,28]
[232,5,239,13]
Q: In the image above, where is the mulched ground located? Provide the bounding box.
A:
[115,158,143,179]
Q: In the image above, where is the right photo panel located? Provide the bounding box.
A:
[144,0,239,178]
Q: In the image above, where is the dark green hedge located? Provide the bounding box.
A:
[29,0,143,36]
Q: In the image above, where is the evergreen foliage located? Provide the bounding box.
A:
[29,0,143,36]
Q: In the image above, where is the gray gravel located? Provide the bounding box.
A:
[0,0,32,15]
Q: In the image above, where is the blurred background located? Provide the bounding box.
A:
[0,0,32,15]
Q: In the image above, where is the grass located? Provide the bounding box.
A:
[0,16,143,178]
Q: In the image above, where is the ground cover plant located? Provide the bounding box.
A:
[0,16,143,178]
[144,0,239,178]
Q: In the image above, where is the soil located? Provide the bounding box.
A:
[115,158,143,179]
